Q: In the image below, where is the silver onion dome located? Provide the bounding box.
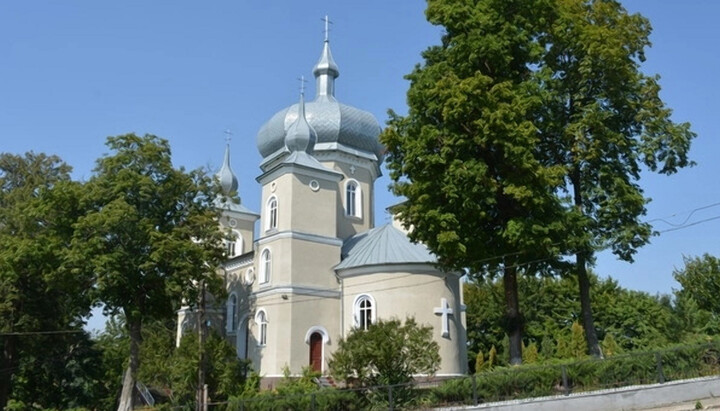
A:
[284,91,316,153]
[256,35,384,162]
[216,144,238,195]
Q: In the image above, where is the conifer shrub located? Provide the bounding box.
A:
[601,333,623,357]
[475,351,485,374]
[431,340,720,407]
[523,342,540,364]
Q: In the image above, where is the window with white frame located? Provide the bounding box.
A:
[226,293,237,333]
[255,309,268,346]
[226,230,242,257]
[345,180,362,218]
[353,294,375,330]
[259,249,271,284]
[266,196,278,231]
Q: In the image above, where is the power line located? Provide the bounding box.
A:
[648,201,720,227]
[0,330,85,337]
[657,214,720,234]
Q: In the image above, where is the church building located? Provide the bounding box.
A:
[177,26,467,382]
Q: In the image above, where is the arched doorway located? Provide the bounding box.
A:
[309,332,323,372]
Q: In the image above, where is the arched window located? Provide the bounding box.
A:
[255,309,268,346]
[345,180,362,218]
[226,293,237,333]
[353,294,375,330]
[266,196,278,231]
[226,230,243,257]
[259,249,271,284]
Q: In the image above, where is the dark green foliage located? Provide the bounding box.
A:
[66,134,228,405]
[465,274,686,365]
[330,318,440,388]
[535,0,695,357]
[601,333,622,357]
[226,368,361,411]
[94,317,130,409]
[430,341,720,407]
[330,317,440,408]
[171,329,252,404]
[0,152,96,409]
[674,254,720,316]
[384,0,695,361]
[382,0,571,365]
[94,316,252,408]
[556,322,588,359]
[7,331,106,410]
[523,342,539,364]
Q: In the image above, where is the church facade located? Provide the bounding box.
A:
[177,30,467,381]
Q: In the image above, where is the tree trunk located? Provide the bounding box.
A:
[571,168,602,358]
[576,253,602,358]
[0,335,17,409]
[503,265,523,365]
[117,318,142,411]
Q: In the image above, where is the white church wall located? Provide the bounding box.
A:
[341,269,467,376]
[323,160,376,240]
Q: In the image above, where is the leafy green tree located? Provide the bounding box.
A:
[66,134,227,410]
[382,0,578,365]
[330,317,440,389]
[674,254,720,316]
[592,279,675,351]
[94,316,131,410]
[170,329,251,405]
[0,152,96,409]
[384,0,695,363]
[465,274,680,361]
[95,315,252,407]
[671,289,720,338]
[536,0,695,357]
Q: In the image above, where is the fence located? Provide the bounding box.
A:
[157,340,720,410]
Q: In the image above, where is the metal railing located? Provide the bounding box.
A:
[157,340,720,410]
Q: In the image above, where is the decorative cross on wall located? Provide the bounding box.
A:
[349,165,356,175]
[434,298,454,338]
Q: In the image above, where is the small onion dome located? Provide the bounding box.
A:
[216,144,238,195]
[256,37,384,162]
[284,92,316,153]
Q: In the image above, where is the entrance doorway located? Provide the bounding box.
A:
[309,332,323,372]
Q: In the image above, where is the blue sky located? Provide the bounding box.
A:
[1,1,718,305]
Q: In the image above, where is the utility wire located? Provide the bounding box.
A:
[657,214,720,234]
[648,201,720,227]
[0,330,85,336]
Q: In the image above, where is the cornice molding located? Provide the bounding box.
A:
[256,230,343,247]
[251,284,341,299]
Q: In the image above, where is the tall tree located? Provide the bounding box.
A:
[0,152,94,409]
[66,134,226,410]
[381,0,567,364]
[536,0,695,356]
[673,254,720,317]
